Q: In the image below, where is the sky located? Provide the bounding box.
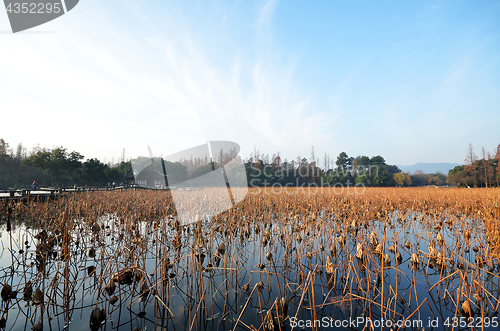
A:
[0,0,499,166]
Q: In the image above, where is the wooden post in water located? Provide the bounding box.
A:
[6,204,11,231]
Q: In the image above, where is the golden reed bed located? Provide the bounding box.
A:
[0,187,498,330]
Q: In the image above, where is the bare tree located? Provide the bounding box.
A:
[253,146,260,161]
[486,151,495,187]
[15,143,26,160]
[495,144,500,187]
[481,147,488,187]
[464,143,478,187]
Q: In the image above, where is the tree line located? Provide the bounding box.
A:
[0,139,132,189]
[1,138,498,189]
[244,145,499,188]
[244,150,446,187]
[447,143,500,187]
[245,149,402,187]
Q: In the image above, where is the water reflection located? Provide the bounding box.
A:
[0,191,498,331]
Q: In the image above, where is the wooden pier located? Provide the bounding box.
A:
[0,189,58,203]
[0,184,202,203]
[0,186,141,203]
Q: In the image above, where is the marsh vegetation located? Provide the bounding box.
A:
[0,187,498,330]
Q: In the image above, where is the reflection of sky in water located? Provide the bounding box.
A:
[0,209,497,331]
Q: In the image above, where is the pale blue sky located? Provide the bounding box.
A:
[0,0,499,165]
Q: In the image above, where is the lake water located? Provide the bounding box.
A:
[0,206,498,331]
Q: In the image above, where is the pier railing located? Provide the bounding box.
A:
[0,185,160,202]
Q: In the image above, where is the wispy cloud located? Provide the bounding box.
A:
[256,0,278,30]
[0,0,335,161]
[2,1,496,164]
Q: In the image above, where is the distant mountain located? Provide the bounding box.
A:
[396,163,461,175]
